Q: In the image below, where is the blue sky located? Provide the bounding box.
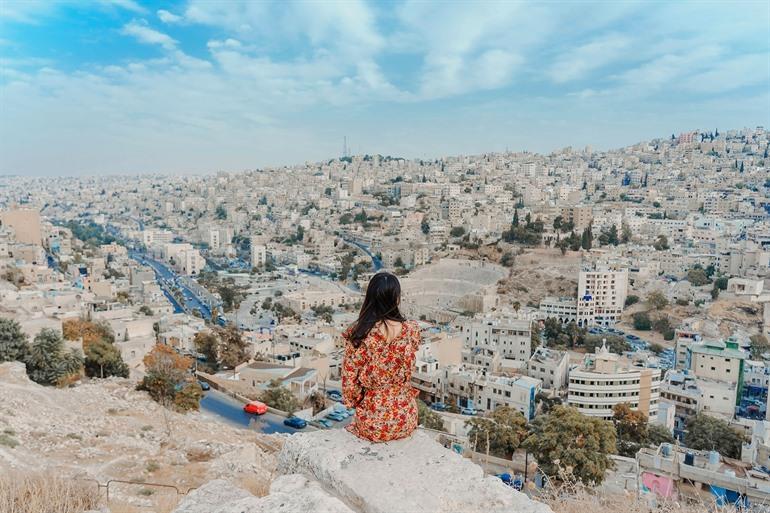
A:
[1,0,768,176]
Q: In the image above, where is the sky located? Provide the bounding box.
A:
[1,0,769,176]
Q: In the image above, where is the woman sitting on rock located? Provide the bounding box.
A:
[342,271,420,442]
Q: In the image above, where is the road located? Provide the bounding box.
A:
[340,237,383,271]
[199,388,298,434]
[129,251,213,319]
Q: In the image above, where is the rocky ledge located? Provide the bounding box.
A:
[175,428,552,513]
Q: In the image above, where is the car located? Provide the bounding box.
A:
[430,402,448,411]
[326,390,342,401]
[346,408,355,417]
[283,416,307,429]
[326,412,345,422]
[197,380,210,391]
[460,407,478,416]
[243,401,268,415]
[316,419,333,428]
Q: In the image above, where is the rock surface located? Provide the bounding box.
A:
[278,429,553,513]
[172,476,355,513]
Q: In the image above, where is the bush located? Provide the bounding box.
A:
[633,312,652,331]
[624,295,639,307]
[646,291,668,310]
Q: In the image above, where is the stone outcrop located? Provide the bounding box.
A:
[172,476,355,513]
[277,429,553,513]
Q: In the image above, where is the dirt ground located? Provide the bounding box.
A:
[495,247,582,308]
[0,362,281,512]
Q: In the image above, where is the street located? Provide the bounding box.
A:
[199,388,297,434]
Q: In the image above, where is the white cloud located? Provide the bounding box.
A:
[121,20,177,50]
[548,34,630,83]
[157,9,183,24]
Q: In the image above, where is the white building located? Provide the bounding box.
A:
[576,266,629,327]
[462,318,532,368]
[567,342,661,420]
[251,241,267,268]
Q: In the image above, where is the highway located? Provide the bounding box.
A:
[129,251,213,319]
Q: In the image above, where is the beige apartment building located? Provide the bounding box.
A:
[560,205,593,231]
[0,207,42,246]
[567,342,661,420]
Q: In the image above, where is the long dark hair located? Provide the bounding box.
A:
[348,272,406,348]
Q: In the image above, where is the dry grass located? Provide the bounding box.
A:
[185,447,214,462]
[0,472,101,513]
[539,473,721,513]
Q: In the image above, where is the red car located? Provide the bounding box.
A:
[243,401,268,415]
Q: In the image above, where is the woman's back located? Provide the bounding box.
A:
[342,320,420,442]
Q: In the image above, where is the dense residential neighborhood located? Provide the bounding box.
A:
[1,126,769,506]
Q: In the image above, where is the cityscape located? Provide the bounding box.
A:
[1,1,770,513]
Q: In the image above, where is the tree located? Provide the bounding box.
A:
[217,325,249,375]
[613,403,648,457]
[653,235,669,251]
[26,329,83,386]
[84,339,129,378]
[685,414,745,458]
[215,204,227,219]
[466,406,528,458]
[633,312,652,331]
[500,252,515,267]
[259,380,299,413]
[421,219,430,235]
[580,226,592,250]
[137,344,200,412]
[584,335,629,354]
[523,406,616,485]
[417,400,444,431]
[512,209,519,227]
[621,223,632,244]
[646,291,668,310]
[139,305,154,316]
[750,334,770,360]
[0,317,30,363]
[194,330,220,370]
[686,267,711,287]
[714,276,728,290]
[647,424,675,447]
[450,226,465,237]
[63,318,115,349]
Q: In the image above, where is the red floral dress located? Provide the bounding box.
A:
[342,321,420,442]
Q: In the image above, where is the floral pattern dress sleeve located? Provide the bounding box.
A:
[342,333,368,408]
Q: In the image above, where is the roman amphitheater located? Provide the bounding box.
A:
[400,258,506,322]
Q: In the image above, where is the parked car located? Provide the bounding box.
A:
[460,407,478,416]
[316,419,333,428]
[326,390,342,401]
[283,416,307,429]
[197,380,210,391]
[430,402,448,411]
[346,408,355,417]
[326,412,345,422]
[243,401,268,415]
